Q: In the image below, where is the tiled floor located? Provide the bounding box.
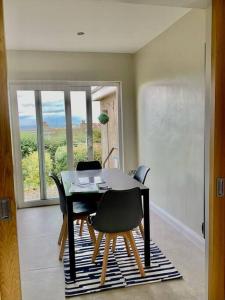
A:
[17,205,205,300]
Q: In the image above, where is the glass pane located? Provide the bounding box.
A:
[70,91,88,167]
[91,86,119,168]
[41,91,67,199]
[17,90,41,202]
[92,99,102,164]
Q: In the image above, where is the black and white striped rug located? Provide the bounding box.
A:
[63,225,182,297]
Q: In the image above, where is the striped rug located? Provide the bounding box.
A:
[63,224,182,297]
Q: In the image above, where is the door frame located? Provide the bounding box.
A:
[3,0,225,298]
[0,0,22,298]
[9,80,124,208]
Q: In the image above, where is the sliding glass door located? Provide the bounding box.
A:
[10,83,120,208]
[17,90,41,202]
[70,89,93,165]
[41,91,67,199]
[15,90,68,203]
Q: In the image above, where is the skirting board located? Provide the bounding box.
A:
[150,202,205,252]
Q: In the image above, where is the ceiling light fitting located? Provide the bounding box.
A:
[77,32,85,36]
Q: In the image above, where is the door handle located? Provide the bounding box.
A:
[216,178,225,197]
[0,198,10,221]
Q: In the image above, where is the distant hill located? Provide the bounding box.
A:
[19,115,83,130]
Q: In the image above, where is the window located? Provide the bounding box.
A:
[10,82,121,207]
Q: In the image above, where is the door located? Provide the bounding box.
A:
[70,88,93,166]
[41,91,68,199]
[0,0,22,298]
[11,88,68,207]
[208,0,225,299]
[10,84,111,208]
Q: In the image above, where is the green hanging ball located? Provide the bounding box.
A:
[98,112,109,124]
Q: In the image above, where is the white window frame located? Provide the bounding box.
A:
[9,80,124,208]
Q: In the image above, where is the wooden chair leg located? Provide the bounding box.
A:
[76,219,80,225]
[59,217,68,261]
[58,216,66,246]
[92,232,104,263]
[112,236,117,252]
[139,222,144,238]
[124,236,131,257]
[127,231,145,277]
[87,219,96,244]
[100,233,111,286]
[79,219,85,236]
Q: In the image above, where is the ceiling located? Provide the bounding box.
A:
[3,0,205,53]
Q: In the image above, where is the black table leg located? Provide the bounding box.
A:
[143,189,150,267]
[67,198,76,282]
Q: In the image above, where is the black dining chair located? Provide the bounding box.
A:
[75,160,102,234]
[91,188,145,285]
[49,173,97,261]
[133,165,150,238]
[76,160,102,171]
[133,165,150,185]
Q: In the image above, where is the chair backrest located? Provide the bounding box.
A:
[49,173,67,215]
[133,165,150,185]
[93,188,143,233]
[76,160,102,171]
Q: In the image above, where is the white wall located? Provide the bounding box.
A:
[134,9,206,235]
[7,50,137,171]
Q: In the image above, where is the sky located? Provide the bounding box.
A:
[17,90,101,127]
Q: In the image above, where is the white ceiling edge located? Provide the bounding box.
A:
[104,0,210,9]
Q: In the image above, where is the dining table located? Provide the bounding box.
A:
[61,168,150,282]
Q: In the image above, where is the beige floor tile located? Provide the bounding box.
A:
[21,267,65,300]
[17,205,62,238]
[19,233,63,272]
[17,205,205,300]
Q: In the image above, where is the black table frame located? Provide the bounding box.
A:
[62,169,150,282]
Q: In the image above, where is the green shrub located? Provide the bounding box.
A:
[74,144,88,167]
[20,131,67,162]
[54,143,102,169]
[44,136,66,169]
[55,145,68,174]
[93,128,101,143]
[20,133,37,158]
[21,131,102,192]
[93,143,102,163]
[22,151,53,190]
[73,143,102,167]
[73,128,87,144]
